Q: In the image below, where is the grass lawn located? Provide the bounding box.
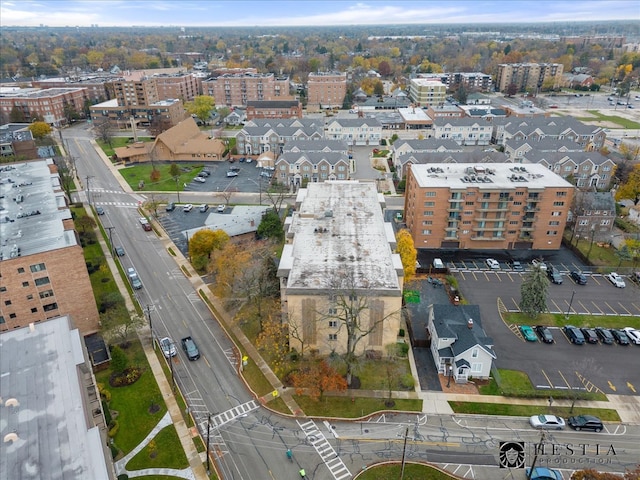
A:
[293,395,422,418]
[358,463,456,480]
[96,342,167,455]
[97,137,153,158]
[126,424,189,471]
[568,235,636,269]
[504,312,639,330]
[576,111,640,129]
[120,163,204,192]
[449,401,620,421]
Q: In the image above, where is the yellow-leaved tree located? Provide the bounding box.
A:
[396,229,417,284]
[188,228,229,272]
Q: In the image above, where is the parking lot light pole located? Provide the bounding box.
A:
[587,224,596,261]
[565,290,576,320]
[206,413,212,474]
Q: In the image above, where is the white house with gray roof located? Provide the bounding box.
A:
[391,139,462,177]
[235,118,324,155]
[526,151,616,189]
[433,117,493,146]
[276,140,351,187]
[324,117,383,146]
[493,116,606,149]
[277,181,403,356]
[428,304,496,383]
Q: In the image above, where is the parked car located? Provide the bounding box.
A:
[580,328,598,344]
[199,203,209,213]
[127,267,142,290]
[623,327,640,345]
[96,206,105,215]
[563,325,585,345]
[529,414,565,430]
[509,261,523,272]
[531,259,547,271]
[520,325,537,342]
[229,166,241,172]
[260,171,272,178]
[568,415,603,432]
[193,176,206,183]
[245,158,252,163]
[183,203,193,212]
[525,467,562,480]
[606,272,626,288]
[547,268,563,285]
[159,337,177,358]
[181,336,200,361]
[535,325,555,344]
[570,271,587,285]
[199,170,211,177]
[485,258,500,270]
[610,329,630,345]
[594,327,614,345]
[217,204,226,213]
[139,217,152,231]
[226,171,239,177]
[632,271,640,285]
[114,246,125,257]
[166,202,176,212]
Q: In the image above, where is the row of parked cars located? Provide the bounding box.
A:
[519,324,640,346]
[529,413,604,432]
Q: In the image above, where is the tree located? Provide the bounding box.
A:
[95,120,113,148]
[616,164,640,205]
[55,156,76,202]
[185,95,215,125]
[75,215,96,233]
[256,315,289,376]
[506,83,518,97]
[396,229,417,284]
[519,265,549,318]
[256,209,284,241]
[9,106,26,123]
[455,84,468,105]
[189,228,229,270]
[209,241,252,299]
[101,305,145,346]
[616,244,632,267]
[28,121,52,139]
[110,345,128,375]
[373,81,384,97]
[169,163,181,178]
[291,360,347,401]
[63,103,80,124]
[572,468,634,480]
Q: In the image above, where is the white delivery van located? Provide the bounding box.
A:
[433,258,444,269]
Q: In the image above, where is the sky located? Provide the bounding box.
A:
[1,0,639,27]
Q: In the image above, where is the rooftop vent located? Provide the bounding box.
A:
[467,318,474,329]
[324,209,333,218]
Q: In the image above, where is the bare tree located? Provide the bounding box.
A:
[94,119,113,147]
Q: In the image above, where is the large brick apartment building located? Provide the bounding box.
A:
[306,71,347,111]
[496,63,564,93]
[0,87,88,126]
[202,72,292,108]
[0,160,100,335]
[404,163,574,251]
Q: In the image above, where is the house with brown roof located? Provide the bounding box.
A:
[113,116,226,164]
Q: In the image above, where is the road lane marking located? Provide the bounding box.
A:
[627,382,636,393]
[607,381,617,392]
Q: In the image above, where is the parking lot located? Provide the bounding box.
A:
[183,158,275,194]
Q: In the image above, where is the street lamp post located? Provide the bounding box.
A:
[169,345,176,392]
[565,290,576,320]
[146,304,153,347]
[587,224,596,261]
[206,413,212,473]
[174,176,181,203]
[106,226,115,255]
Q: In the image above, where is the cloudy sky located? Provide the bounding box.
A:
[1,0,638,27]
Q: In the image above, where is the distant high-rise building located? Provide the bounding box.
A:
[496,63,563,93]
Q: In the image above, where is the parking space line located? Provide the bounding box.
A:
[576,300,591,315]
[557,370,573,389]
[510,297,520,310]
[603,301,616,314]
[540,369,553,388]
[617,303,633,315]
[492,272,502,282]
[589,301,605,315]
[629,302,640,315]
[549,298,564,313]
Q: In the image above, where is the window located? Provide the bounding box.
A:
[17,267,25,274]
[0,316,4,324]
[513,201,522,206]
[547,231,558,236]
[39,290,54,299]
[509,220,519,225]
[422,220,432,225]
[329,320,338,328]
[471,363,483,373]
[4,300,11,306]
[30,263,46,273]
[422,230,432,235]
[482,193,491,199]
[515,191,524,196]
[471,348,479,358]
[601,219,610,225]
[0,286,6,292]
[425,191,436,197]
[31,308,37,313]
[579,219,589,225]
[328,334,337,341]
[462,230,470,234]
[465,201,474,206]
[551,212,561,217]
[43,302,58,312]
[9,313,16,319]
[34,277,50,286]
[22,281,29,287]
[556,191,567,197]
[423,211,434,216]
[549,221,560,226]
[553,201,564,206]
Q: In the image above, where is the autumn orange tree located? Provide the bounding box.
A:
[291,360,347,401]
[189,228,229,272]
[209,241,252,299]
[396,229,417,284]
[256,310,289,376]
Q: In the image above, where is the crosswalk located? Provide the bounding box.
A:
[297,419,351,480]
[206,399,260,430]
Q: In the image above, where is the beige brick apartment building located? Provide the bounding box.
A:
[202,72,292,108]
[0,87,88,126]
[0,160,100,335]
[404,163,574,251]
[496,63,564,93]
[278,181,403,356]
[307,72,347,111]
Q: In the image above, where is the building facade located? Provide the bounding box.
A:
[306,71,347,110]
[89,98,187,129]
[404,163,574,250]
[433,117,493,146]
[0,160,100,334]
[407,79,447,106]
[496,63,564,93]
[246,100,302,119]
[0,87,88,126]
[278,181,403,356]
[235,118,324,155]
[324,118,383,146]
[416,72,493,92]
[202,72,291,108]
[275,140,351,186]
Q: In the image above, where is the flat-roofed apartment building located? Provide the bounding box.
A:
[89,98,187,129]
[407,79,447,107]
[496,63,564,93]
[307,71,347,110]
[0,160,100,334]
[202,72,291,108]
[278,181,403,356]
[0,87,88,126]
[404,163,574,251]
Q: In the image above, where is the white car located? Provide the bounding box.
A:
[529,414,565,430]
[623,327,640,345]
[531,259,547,271]
[216,204,226,213]
[606,272,626,288]
[159,337,177,358]
[193,176,206,183]
[245,158,252,163]
[226,171,238,177]
[485,258,500,270]
[183,203,193,212]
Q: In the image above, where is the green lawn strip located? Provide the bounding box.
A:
[357,463,456,480]
[579,111,640,129]
[119,163,204,192]
[449,401,620,421]
[504,312,640,330]
[125,424,189,471]
[563,233,636,269]
[95,343,167,455]
[264,395,290,415]
[293,395,422,418]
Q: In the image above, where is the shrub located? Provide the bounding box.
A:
[398,329,405,337]
[108,419,119,437]
[396,343,409,357]
[110,345,128,374]
[98,383,111,402]
[400,373,415,390]
[102,400,112,426]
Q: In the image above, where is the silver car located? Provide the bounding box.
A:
[159,337,177,358]
[529,414,565,430]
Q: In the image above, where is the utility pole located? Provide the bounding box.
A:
[527,431,546,480]
[146,304,153,347]
[206,413,212,474]
[399,426,409,480]
[85,175,93,206]
[106,226,115,254]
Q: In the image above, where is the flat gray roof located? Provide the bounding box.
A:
[0,160,76,261]
[0,316,110,480]
[281,181,402,295]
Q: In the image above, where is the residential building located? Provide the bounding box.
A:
[416,72,493,92]
[560,35,626,49]
[0,87,88,126]
[0,123,38,159]
[395,151,509,181]
[433,117,493,146]
[107,76,159,106]
[428,305,496,383]
[496,63,564,93]
[531,151,617,189]
[277,181,403,356]
[0,160,101,334]
[33,75,115,103]
[426,104,465,120]
[324,117,383,146]
[246,100,303,119]
[356,95,411,111]
[0,316,113,480]
[404,163,574,250]
[407,79,447,106]
[275,140,351,187]
[391,139,463,178]
[561,73,595,89]
[236,118,324,155]
[306,71,347,110]
[152,73,202,103]
[202,72,292,108]
[571,191,616,240]
[504,138,585,160]
[89,98,187,129]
